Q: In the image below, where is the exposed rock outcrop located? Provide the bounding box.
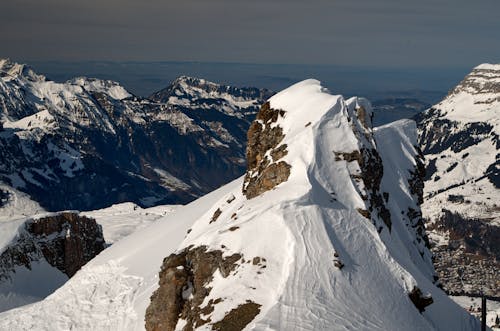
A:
[408,286,433,313]
[211,302,261,331]
[338,100,392,231]
[243,102,291,199]
[145,246,243,331]
[0,212,105,280]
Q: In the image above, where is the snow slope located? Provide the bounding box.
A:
[82,203,180,244]
[0,179,239,330]
[0,185,45,255]
[0,80,479,330]
[0,200,179,313]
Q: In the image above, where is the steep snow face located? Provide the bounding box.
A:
[0,59,268,211]
[0,80,478,330]
[416,64,500,297]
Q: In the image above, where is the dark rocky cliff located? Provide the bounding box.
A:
[0,212,105,281]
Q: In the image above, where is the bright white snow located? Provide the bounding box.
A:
[0,80,480,330]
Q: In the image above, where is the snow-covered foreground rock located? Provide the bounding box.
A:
[0,80,479,330]
[416,63,500,297]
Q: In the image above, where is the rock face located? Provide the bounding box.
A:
[415,64,500,298]
[337,99,394,233]
[145,246,243,331]
[243,102,290,199]
[0,59,271,211]
[408,286,434,313]
[0,189,8,208]
[0,212,105,281]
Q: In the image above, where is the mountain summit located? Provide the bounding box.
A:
[0,79,478,330]
[144,79,477,330]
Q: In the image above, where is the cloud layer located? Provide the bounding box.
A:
[2,0,499,67]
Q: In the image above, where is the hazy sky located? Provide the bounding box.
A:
[2,0,499,67]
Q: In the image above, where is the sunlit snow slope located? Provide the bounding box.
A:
[0,80,480,330]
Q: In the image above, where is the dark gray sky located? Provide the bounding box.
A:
[2,0,499,67]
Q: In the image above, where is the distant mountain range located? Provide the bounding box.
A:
[26,60,457,102]
[1,58,498,312]
[0,59,271,211]
[1,59,437,213]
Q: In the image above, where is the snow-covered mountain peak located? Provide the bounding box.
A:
[242,79,371,202]
[433,63,500,126]
[0,58,45,82]
[68,77,133,100]
[474,63,500,70]
[143,80,477,330]
[149,75,272,118]
[452,62,500,96]
[266,80,374,153]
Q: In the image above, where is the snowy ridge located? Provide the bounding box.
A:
[69,77,132,100]
[0,59,45,83]
[82,202,180,244]
[474,63,500,71]
[160,80,474,330]
[0,80,478,330]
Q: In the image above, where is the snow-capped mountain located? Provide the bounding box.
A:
[416,63,500,297]
[0,59,271,211]
[0,80,479,330]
